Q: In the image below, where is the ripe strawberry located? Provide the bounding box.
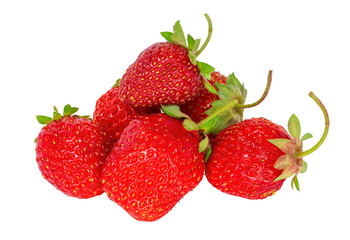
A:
[206,117,291,199]
[101,113,205,221]
[180,71,227,123]
[35,105,106,199]
[205,92,329,199]
[93,82,159,154]
[119,14,214,108]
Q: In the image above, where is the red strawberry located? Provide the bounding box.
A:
[93,83,159,154]
[119,14,214,108]
[101,113,205,221]
[206,117,291,199]
[205,92,329,199]
[180,71,227,123]
[35,105,106,199]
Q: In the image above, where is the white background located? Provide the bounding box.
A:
[1,0,349,239]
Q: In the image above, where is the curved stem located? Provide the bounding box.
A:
[198,100,238,129]
[295,92,330,158]
[195,14,213,57]
[236,70,272,109]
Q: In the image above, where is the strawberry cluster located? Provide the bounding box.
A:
[35,14,329,222]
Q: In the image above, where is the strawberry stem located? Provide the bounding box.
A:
[195,14,213,57]
[295,92,329,158]
[236,70,272,109]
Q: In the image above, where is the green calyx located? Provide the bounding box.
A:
[112,78,121,88]
[161,14,215,80]
[198,70,272,135]
[161,105,212,162]
[161,70,273,162]
[268,92,329,191]
[36,104,88,125]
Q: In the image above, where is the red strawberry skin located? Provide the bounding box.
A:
[119,42,202,107]
[205,118,292,200]
[101,113,205,221]
[93,86,158,154]
[35,117,106,199]
[180,71,227,123]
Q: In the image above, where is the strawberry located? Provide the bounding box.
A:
[119,14,215,108]
[93,81,159,154]
[101,113,205,221]
[35,105,106,199]
[206,117,291,199]
[180,71,227,123]
[205,92,329,199]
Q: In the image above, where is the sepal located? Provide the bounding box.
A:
[172,21,187,48]
[199,135,209,153]
[198,62,215,80]
[63,104,79,117]
[160,32,174,42]
[36,115,53,125]
[183,119,200,131]
[274,154,293,170]
[291,176,300,191]
[203,78,218,95]
[274,162,299,182]
[199,72,247,135]
[161,105,190,119]
[288,114,301,139]
[300,161,308,173]
[301,133,313,141]
[268,139,293,153]
[160,14,214,81]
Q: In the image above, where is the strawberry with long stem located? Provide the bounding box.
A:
[205,92,329,199]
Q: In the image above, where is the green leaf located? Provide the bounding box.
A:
[53,111,62,121]
[183,119,199,131]
[210,99,227,108]
[300,161,308,173]
[301,133,313,141]
[274,154,293,170]
[268,138,292,153]
[193,39,201,52]
[79,115,91,119]
[199,115,220,133]
[187,34,195,51]
[291,176,300,191]
[215,82,232,101]
[288,114,301,139]
[226,73,242,89]
[199,135,209,153]
[205,100,227,116]
[161,105,190,119]
[172,21,187,48]
[205,144,212,163]
[36,115,52,125]
[112,78,121,88]
[274,163,298,182]
[188,52,197,65]
[161,31,174,42]
[63,104,79,116]
[203,78,218,95]
[197,61,215,80]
